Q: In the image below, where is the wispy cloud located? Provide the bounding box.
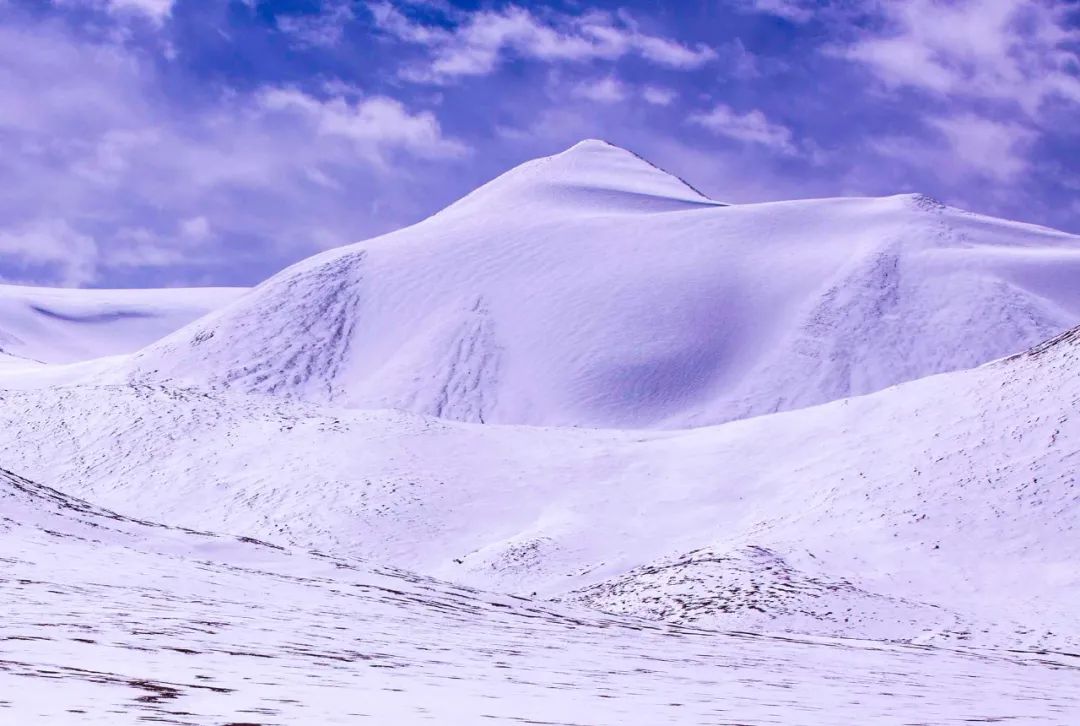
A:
[873,114,1037,183]
[735,0,816,23]
[835,0,1080,118]
[371,3,717,82]
[689,104,796,155]
[276,1,356,49]
[55,0,177,26]
[0,219,99,287]
[108,0,175,24]
[0,14,467,286]
[570,76,627,104]
[257,87,469,161]
[928,114,1037,182]
[642,86,677,106]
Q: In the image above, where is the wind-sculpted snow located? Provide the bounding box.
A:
[2,322,1078,655]
[3,467,1079,724]
[93,139,1080,428]
[0,283,244,367]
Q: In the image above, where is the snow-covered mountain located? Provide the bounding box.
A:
[3,139,1079,723]
[0,283,244,368]
[112,140,1080,427]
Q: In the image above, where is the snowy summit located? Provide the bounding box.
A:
[105,140,1080,429]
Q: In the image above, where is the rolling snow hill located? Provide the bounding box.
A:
[4,321,1078,652]
[0,283,244,368]
[104,139,1080,428]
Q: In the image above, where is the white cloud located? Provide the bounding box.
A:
[829,1,1076,193]
[55,0,177,25]
[719,38,762,79]
[276,1,355,48]
[257,88,468,161]
[179,216,212,241]
[371,3,717,82]
[0,219,99,287]
[642,86,677,106]
[689,104,796,154]
[108,0,174,23]
[570,77,627,104]
[0,18,468,286]
[736,0,816,23]
[928,114,1037,181]
[108,226,193,269]
[836,0,1080,118]
[632,32,718,68]
[869,114,1037,183]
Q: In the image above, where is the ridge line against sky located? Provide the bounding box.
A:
[0,0,1077,288]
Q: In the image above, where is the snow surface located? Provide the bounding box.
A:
[3,467,1079,724]
[0,283,244,367]
[78,139,1080,428]
[2,140,1079,723]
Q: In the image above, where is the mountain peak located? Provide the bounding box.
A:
[550,138,712,200]
[437,138,718,217]
[558,138,620,155]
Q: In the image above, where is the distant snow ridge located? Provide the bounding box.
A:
[0,284,244,368]
[119,139,1080,428]
[1005,322,1080,361]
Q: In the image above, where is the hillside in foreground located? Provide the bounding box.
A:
[4,466,1078,724]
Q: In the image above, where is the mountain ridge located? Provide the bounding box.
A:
[78,140,1080,429]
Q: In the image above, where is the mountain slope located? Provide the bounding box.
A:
[112,140,1080,427]
[3,321,1078,649]
[0,283,244,367]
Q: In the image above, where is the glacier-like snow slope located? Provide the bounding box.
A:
[0,283,244,368]
[3,466,1078,725]
[103,139,1080,427]
[4,325,1078,651]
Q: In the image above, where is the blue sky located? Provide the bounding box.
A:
[0,0,1077,287]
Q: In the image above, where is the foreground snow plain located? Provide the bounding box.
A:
[3,467,1079,725]
[2,141,1079,723]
